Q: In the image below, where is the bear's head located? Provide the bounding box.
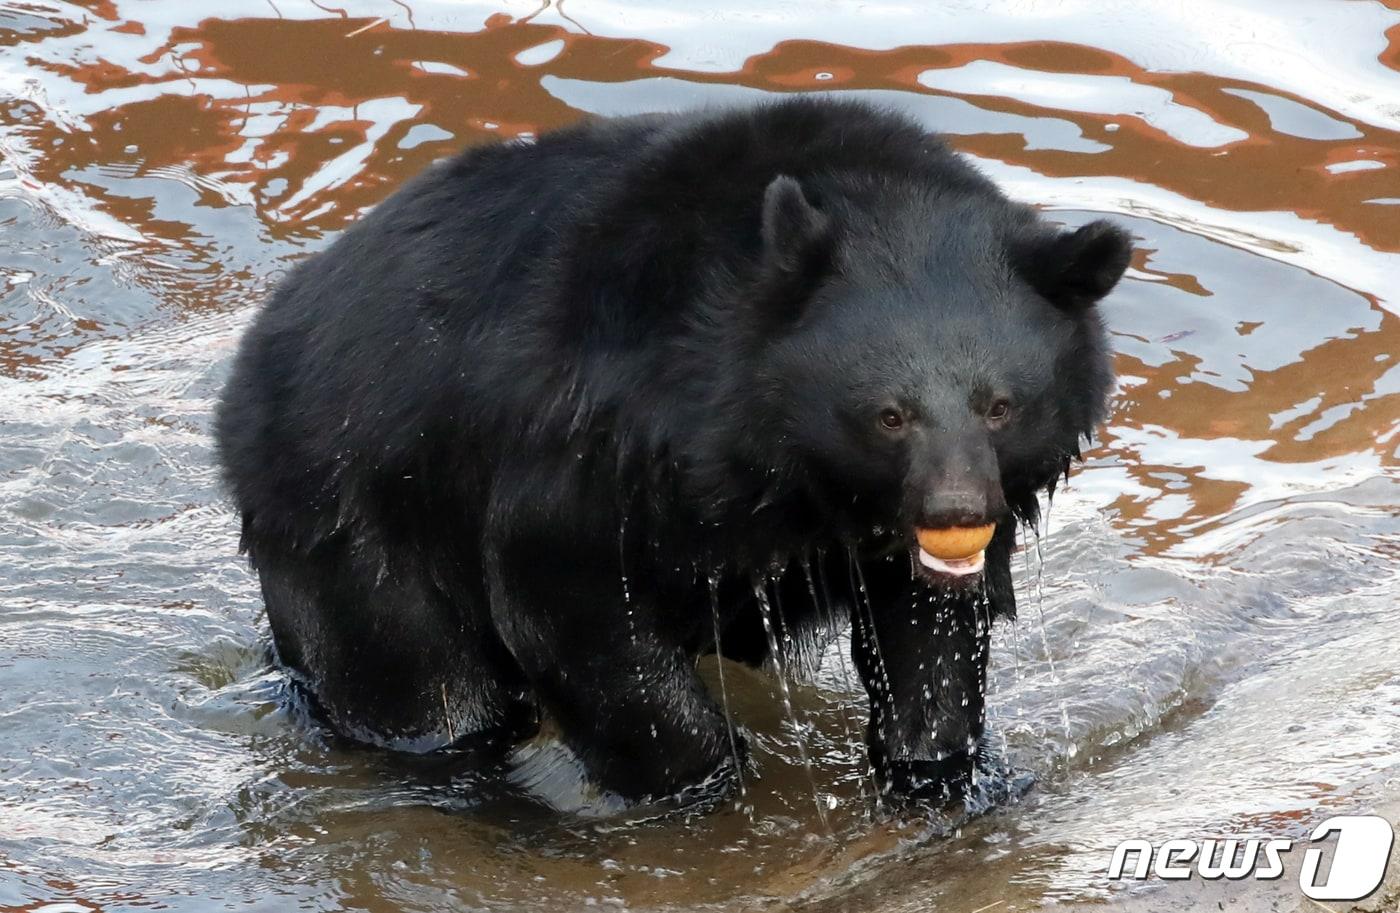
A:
[711,174,1132,584]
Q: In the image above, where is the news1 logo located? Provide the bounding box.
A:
[1108,815,1395,901]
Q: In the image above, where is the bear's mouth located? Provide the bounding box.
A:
[912,524,996,580]
[916,548,985,577]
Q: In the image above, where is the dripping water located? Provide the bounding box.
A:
[708,574,746,799]
[777,583,806,680]
[847,552,897,803]
[800,556,869,807]
[846,554,892,706]
[815,552,881,807]
[619,514,645,681]
[1023,516,1073,758]
[968,580,997,793]
[980,583,1013,771]
[753,578,831,834]
[1034,499,1051,613]
[620,514,634,634]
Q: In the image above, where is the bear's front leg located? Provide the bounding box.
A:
[487,527,736,805]
[850,553,994,804]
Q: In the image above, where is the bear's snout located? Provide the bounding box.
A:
[914,431,1008,531]
[908,433,1006,580]
[918,480,1006,530]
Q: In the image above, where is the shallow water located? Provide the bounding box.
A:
[2,1,1398,911]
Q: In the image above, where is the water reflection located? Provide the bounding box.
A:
[1,1,1397,911]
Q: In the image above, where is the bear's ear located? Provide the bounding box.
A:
[1013,220,1133,310]
[754,176,834,326]
[760,175,831,276]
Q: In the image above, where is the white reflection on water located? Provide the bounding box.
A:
[917,61,1249,148]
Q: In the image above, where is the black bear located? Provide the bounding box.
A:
[216,97,1130,807]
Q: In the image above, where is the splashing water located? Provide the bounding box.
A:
[708,574,746,799]
[1023,519,1075,758]
[801,556,875,808]
[848,552,906,808]
[846,553,893,710]
[753,578,831,834]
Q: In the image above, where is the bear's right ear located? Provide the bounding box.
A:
[756,176,834,323]
[1013,220,1133,311]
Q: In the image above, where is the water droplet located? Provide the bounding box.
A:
[709,575,746,798]
[754,578,830,834]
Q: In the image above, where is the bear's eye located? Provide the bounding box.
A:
[878,408,905,432]
[986,399,1012,421]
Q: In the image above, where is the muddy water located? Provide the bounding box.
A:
[2,2,1398,911]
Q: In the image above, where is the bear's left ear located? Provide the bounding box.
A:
[760,175,831,273]
[752,175,835,326]
[1013,220,1133,310]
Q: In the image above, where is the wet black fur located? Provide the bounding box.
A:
[215,97,1131,806]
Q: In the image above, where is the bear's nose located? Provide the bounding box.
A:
[913,420,1007,527]
[920,483,1005,529]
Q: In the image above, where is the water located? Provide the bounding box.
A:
[753,579,830,834]
[708,575,746,799]
[2,1,1398,910]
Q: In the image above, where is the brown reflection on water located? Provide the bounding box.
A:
[25,16,665,232]
[1125,316,1396,466]
[13,14,1400,245]
[731,38,1400,252]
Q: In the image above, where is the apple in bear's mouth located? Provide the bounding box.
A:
[914,524,996,578]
